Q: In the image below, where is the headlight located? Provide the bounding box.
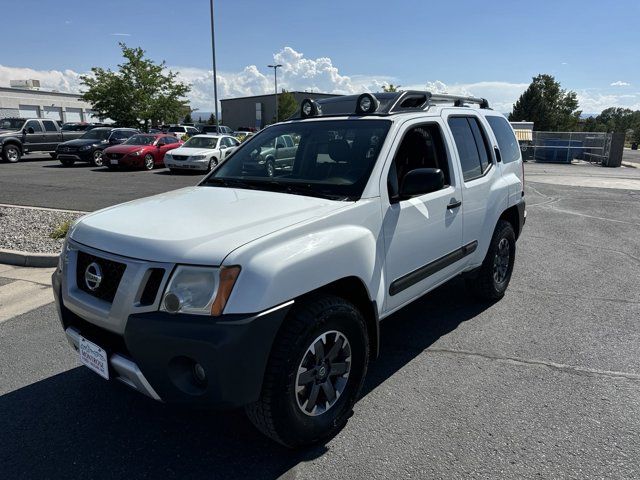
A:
[131,150,141,156]
[191,155,206,160]
[79,144,92,151]
[161,265,240,316]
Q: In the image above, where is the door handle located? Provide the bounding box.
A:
[447,199,462,210]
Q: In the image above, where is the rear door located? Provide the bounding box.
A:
[22,120,46,151]
[41,120,61,150]
[442,111,504,267]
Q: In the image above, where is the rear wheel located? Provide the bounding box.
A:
[143,154,155,170]
[2,144,21,163]
[91,150,104,167]
[245,295,369,448]
[60,158,75,167]
[466,219,516,301]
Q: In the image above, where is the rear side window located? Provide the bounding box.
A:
[42,120,58,132]
[448,117,492,182]
[486,116,520,164]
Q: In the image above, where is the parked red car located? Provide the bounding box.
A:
[104,134,183,170]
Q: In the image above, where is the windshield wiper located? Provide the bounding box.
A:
[260,181,350,201]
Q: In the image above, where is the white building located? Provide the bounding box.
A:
[0,81,99,123]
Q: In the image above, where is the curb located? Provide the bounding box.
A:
[0,248,59,268]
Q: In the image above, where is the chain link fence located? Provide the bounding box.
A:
[521,131,611,164]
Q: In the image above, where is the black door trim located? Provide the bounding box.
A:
[389,240,478,296]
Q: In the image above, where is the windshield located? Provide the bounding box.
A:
[168,126,185,132]
[125,135,156,146]
[80,129,111,140]
[0,119,25,130]
[203,119,391,200]
[183,136,219,149]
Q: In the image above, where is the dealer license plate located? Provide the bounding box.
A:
[110,159,118,165]
[79,336,109,380]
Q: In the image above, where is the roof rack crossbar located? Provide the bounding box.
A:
[428,93,490,109]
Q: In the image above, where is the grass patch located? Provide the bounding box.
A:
[50,220,72,240]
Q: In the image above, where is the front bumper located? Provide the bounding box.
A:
[165,159,209,171]
[56,148,95,162]
[52,267,292,408]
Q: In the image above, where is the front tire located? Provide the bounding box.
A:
[2,144,21,163]
[466,219,516,301]
[266,158,275,177]
[245,295,369,448]
[207,158,218,172]
[143,154,155,170]
[91,149,104,167]
[60,158,75,167]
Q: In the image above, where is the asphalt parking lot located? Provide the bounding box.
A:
[1,159,639,478]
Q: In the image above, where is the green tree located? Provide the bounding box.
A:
[183,111,193,124]
[277,90,298,122]
[509,74,581,131]
[382,84,401,92]
[80,43,190,128]
[207,113,217,125]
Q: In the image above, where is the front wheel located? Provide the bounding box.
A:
[143,154,155,170]
[207,158,218,172]
[91,149,104,167]
[2,144,21,163]
[245,295,369,448]
[60,158,75,167]
[266,158,275,177]
[466,219,516,301]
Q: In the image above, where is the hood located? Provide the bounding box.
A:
[104,144,149,154]
[71,186,347,265]
[59,138,107,147]
[168,147,216,156]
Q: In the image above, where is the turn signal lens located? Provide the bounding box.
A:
[211,266,241,316]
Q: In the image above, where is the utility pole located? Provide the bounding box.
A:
[209,0,220,131]
[267,64,282,122]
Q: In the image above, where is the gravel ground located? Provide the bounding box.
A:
[0,206,84,254]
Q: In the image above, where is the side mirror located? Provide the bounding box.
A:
[399,168,444,199]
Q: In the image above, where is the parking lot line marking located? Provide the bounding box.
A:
[0,266,56,286]
[428,347,640,382]
[0,280,53,323]
[0,203,88,214]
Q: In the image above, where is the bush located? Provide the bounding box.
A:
[50,220,72,240]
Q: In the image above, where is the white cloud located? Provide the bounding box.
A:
[2,47,638,115]
[610,81,630,87]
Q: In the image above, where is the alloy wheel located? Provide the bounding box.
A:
[93,150,103,166]
[6,146,19,162]
[295,330,352,417]
[144,154,154,170]
[493,237,510,284]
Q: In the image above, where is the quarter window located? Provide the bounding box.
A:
[448,117,492,182]
[486,116,520,164]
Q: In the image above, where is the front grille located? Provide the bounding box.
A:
[109,153,124,159]
[139,268,165,305]
[172,155,189,161]
[76,251,126,303]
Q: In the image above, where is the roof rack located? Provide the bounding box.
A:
[295,90,491,119]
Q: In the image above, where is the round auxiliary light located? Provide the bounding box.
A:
[356,93,379,115]
[300,98,320,118]
[163,292,182,314]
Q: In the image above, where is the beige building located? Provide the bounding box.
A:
[0,82,98,123]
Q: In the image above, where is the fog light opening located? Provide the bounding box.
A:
[193,363,207,384]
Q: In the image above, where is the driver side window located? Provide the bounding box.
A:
[387,124,451,199]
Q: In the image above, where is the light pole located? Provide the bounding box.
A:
[267,64,282,123]
[209,0,220,131]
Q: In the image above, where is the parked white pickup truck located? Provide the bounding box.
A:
[52,91,525,447]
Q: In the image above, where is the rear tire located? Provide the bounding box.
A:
[466,219,516,301]
[2,144,21,163]
[245,295,369,448]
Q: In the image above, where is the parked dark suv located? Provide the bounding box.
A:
[56,127,139,167]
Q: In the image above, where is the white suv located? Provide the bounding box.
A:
[52,91,525,448]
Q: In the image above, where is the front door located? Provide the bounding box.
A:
[382,120,464,313]
[22,120,46,152]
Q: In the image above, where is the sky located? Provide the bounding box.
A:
[1,0,639,114]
